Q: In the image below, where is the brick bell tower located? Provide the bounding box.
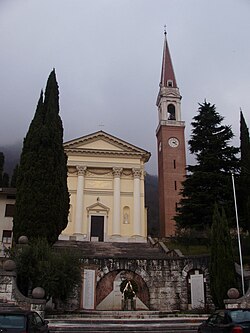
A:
[156,31,186,237]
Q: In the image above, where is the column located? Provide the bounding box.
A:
[112,168,122,235]
[74,165,86,234]
[132,168,141,236]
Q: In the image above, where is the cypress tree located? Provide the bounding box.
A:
[209,204,237,308]
[238,111,250,231]
[175,101,239,230]
[13,70,69,244]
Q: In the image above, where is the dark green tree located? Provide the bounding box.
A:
[238,111,250,232]
[175,101,239,230]
[13,70,69,244]
[2,173,9,187]
[0,152,4,186]
[9,239,82,303]
[209,204,237,307]
[145,174,159,236]
[10,164,19,187]
[0,152,9,187]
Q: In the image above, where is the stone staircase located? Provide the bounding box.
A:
[53,240,170,259]
[47,311,206,332]
[0,299,22,311]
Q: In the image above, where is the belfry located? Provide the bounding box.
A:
[156,32,186,237]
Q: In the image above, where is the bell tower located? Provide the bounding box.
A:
[156,32,186,237]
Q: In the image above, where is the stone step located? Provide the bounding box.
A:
[0,300,22,311]
[54,241,166,259]
[47,310,174,319]
[47,316,204,332]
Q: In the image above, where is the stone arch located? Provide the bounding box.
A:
[182,261,209,309]
[96,269,150,310]
[96,259,150,283]
[182,261,209,279]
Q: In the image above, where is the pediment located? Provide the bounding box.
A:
[87,201,110,215]
[76,139,123,151]
[64,131,150,161]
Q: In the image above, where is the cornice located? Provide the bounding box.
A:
[64,148,150,162]
[64,130,151,162]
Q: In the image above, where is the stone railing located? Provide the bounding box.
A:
[0,259,46,318]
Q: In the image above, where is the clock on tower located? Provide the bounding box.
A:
[156,32,186,237]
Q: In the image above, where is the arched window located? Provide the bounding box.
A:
[167,104,176,120]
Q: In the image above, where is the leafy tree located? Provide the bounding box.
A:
[175,101,239,230]
[238,111,250,232]
[9,238,82,303]
[13,70,69,244]
[209,204,237,308]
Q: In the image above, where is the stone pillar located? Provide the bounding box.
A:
[112,168,122,235]
[133,168,141,236]
[75,166,87,234]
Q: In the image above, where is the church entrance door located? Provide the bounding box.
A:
[91,216,104,242]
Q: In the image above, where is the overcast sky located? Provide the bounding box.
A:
[1,0,250,174]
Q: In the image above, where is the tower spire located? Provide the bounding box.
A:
[160,30,177,88]
[156,31,186,237]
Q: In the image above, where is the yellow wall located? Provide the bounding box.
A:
[60,132,150,243]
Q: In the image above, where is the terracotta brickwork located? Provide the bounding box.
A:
[157,125,186,236]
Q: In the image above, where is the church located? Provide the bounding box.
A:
[52,33,211,312]
[59,130,150,243]
[59,30,187,244]
[0,33,212,312]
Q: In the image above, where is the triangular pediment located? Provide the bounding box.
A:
[87,201,110,214]
[77,139,123,151]
[64,131,150,161]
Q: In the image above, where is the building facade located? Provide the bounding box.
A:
[60,131,151,243]
[0,188,16,256]
[156,33,186,237]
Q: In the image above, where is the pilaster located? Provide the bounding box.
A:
[74,165,87,235]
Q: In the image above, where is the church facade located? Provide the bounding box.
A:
[59,131,150,243]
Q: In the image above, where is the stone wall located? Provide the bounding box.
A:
[80,255,213,312]
[0,264,46,318]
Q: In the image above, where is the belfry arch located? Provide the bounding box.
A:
[167,103,176,120]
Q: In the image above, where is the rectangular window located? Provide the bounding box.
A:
[2,230,12,244]
[174,181,177,191]
[173,160,176,169]
[5,204,15,217]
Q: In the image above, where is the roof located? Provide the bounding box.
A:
[64,130,151,163]
[160,33,177,88]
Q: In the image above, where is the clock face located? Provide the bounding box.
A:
[168,137,179,148]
